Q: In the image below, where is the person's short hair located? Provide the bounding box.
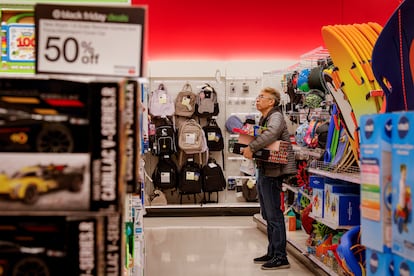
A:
[262,87,281,106]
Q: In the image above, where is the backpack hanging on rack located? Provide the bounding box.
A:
[195,83,219,118]
[202,118,225,169]
[175,83,197,117]
[152,155,178,190]
[201,158,226,203]
[178,157,203,203]
[151,117,177,156]
[149,83,175,117]
[178,119,209,165]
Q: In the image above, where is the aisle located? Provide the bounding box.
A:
[144,216,317,276]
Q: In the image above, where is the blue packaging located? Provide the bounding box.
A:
[393,254,414,276]
[359,113,393,252]
[365,248,393,276]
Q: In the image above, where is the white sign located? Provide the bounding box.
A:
[35,4,145,77]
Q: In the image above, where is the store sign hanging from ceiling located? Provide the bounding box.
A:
[35,4,144,77]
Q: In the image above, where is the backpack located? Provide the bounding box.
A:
[242,178,258,202]
[203,118,224,152]
[152,156,178,190]
[201,158,226,193]
[175,83,197,117]
[149,83,175,117]
[178,119,208,154]
[195,83,219,117]
[178,158,202,195]
[152,118,177,156]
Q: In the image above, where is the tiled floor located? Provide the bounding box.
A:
[144,216,318,276]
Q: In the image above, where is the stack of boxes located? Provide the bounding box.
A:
[310,176,360,227]
[360,112,414,276]
[0,76,143,275]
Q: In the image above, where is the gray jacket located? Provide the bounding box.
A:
[248,106,296,177]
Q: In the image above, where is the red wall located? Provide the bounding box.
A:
[132,0,400,60]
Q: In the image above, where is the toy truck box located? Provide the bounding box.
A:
[0,76,126,212]
[360,113,393,252]
[391,112,414,261]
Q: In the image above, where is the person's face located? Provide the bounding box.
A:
[255,92,275,111]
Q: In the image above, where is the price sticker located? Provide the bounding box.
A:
[35,4,145,77]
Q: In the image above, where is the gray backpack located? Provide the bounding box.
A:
[175,83,197,117]
[178,119,208,154]
[195,83,219,117]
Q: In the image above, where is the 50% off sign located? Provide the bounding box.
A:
[35,4,145,77]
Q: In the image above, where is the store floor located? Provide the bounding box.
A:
[144,216,319,276]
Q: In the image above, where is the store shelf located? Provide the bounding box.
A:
[308,213,354,230]
[292,145,324,159]
[253,213,337,276]
[282,183,312,201]
[308,160,361,184]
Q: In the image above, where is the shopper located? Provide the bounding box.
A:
[242,87,296,270]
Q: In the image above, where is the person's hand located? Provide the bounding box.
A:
[242,146,253,160]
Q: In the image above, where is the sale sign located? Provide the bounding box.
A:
[35,4,145,77]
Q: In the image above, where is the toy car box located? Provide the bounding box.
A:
[360,113,393,252]
[0,76,126,212]
[0,213,123,276]
[391,111,414,261]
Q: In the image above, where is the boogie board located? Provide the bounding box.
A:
[322,26,378,122]
[367,22,383,36]
[371,0,414,112]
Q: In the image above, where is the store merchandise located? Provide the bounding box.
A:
[151,156,179,190]
[178,157,203,198]
[365,248,393,276]
[174,83,197,117]
[371,0,414,112]
[195,83,219,117]
[148,83,175,117]
[151,117,177,156]
[201,158,226,194]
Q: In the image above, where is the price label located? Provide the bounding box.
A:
[35,4,145,77]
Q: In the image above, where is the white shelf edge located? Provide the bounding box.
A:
[308,213,354,230]
[308,168,361,185]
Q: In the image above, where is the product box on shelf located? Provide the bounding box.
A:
[360,113,393,252]
[393,254,414,276]
[0,76,126,212]
[0,213,123,276]
[0,8,35,74]
[365,248,393,276]
[392,112,414,261]
[323,181,360,225]
[310,176,325,217]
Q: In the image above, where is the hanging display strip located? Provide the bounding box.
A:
[35,4,144,77]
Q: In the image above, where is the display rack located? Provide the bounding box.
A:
[308,160,361,184]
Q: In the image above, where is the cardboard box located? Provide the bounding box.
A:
[391,112,414,260]
[360,113,393,252]
[0,77,126,212]
[324,192,360,226]
[0,213,123,276]
[311,188,324,218]
[365,248,393,276]
[324,181,360,222]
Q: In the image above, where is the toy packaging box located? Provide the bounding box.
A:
[310,176,325,218]
[365,248,393,276]
[360,113,393,252]
[392,111,414,261]
[0,76,127,212]
[393,254,414,276]
[0,213,123,276]
[323,181,360,225]
[0,8,35,74]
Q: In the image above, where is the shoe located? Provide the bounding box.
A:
[261,256,290,270]
[253,254,273,264]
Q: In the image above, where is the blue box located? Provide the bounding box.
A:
[324,182,359,221]
[365,248,393,276]
[393,254,414,276]
[311,188,324,218]
[310,176,325,189]
[325,193,360,226]
[360,113,393,252]
[392,112,414,261]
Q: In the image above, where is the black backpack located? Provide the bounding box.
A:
[201,158,226,193]
[152,117,177,156]
[178,158,202,195]
[152,156,178,190]
[203,118,225,169]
